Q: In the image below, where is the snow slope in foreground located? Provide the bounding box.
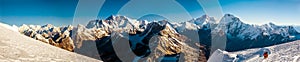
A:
[0,23,101,62]
[208,40,300,62]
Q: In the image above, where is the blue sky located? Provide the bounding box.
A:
[0,0,300,26]
[219,0,300,25]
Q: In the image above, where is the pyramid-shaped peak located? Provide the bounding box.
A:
[219,14,243,24]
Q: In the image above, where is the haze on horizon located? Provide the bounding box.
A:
[0,0,299,26]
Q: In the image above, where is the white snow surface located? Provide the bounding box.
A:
[0,22,101,62]
[0,22,18,32]
[208,40,300,62]
[172,22,199,32]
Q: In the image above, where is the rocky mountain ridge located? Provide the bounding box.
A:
[0,22,101,62]
[16,14,300,61]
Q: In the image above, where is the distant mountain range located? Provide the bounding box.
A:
[15,14,300,62]
[0,21,100,62]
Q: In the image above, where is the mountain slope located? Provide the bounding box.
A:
[208,40,300,62]
[0,22,101,62]
[175,14,299,52]
[218,14,299,51]
[18,24,75,52]
[13,14,300,61]
[167,14,300,59]
[76,17,207,62]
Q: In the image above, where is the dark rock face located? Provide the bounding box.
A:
[198,26,212,59]
[95,36,122,62]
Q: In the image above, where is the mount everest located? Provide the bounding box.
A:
[11,14,300,62]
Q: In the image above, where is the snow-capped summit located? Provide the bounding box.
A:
[189,15,209,25]
[0,22,100,62]
[18,24,75,52]
[214,14,298,41]
[42,24,54,28]
[12,14,300,61]
[86,15,146,32]
[172,15,214,33]
[168,14,300,54]
[105,15,129,20]
[219,14,242,25]
[211,14,300,51]
[172,22,199,32]
[188,15,217,27]
[76,15,207,61]
[81,19,207,61]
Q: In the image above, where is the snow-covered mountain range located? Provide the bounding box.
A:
[217,14,298,51]
[14,14,300,62]
[18,24,75,52]
[77,15,207,62]
[0,22,101,62]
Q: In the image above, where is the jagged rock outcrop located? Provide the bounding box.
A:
[18,24,75,52]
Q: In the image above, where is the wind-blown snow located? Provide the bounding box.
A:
[0,22,18,32]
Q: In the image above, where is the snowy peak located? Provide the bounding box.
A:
[205,14,300,47]
[86,20,100,28]
[219,14,242,25]
[172,22,199,33]
[106,15,116,20]
[41,24,54,28]
[141,20,169,34]
[87,18,205,61]
[262,22,277,28]
[189,14,216,26]
[18,24,75,51]
[12,14,300,62]
[173,14,216,32]
[209,14,300,51]
[0,22,100,62]
[86,15,137,30]
[106,15,129,21]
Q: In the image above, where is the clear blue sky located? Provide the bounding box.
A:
[0,0,300,26]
